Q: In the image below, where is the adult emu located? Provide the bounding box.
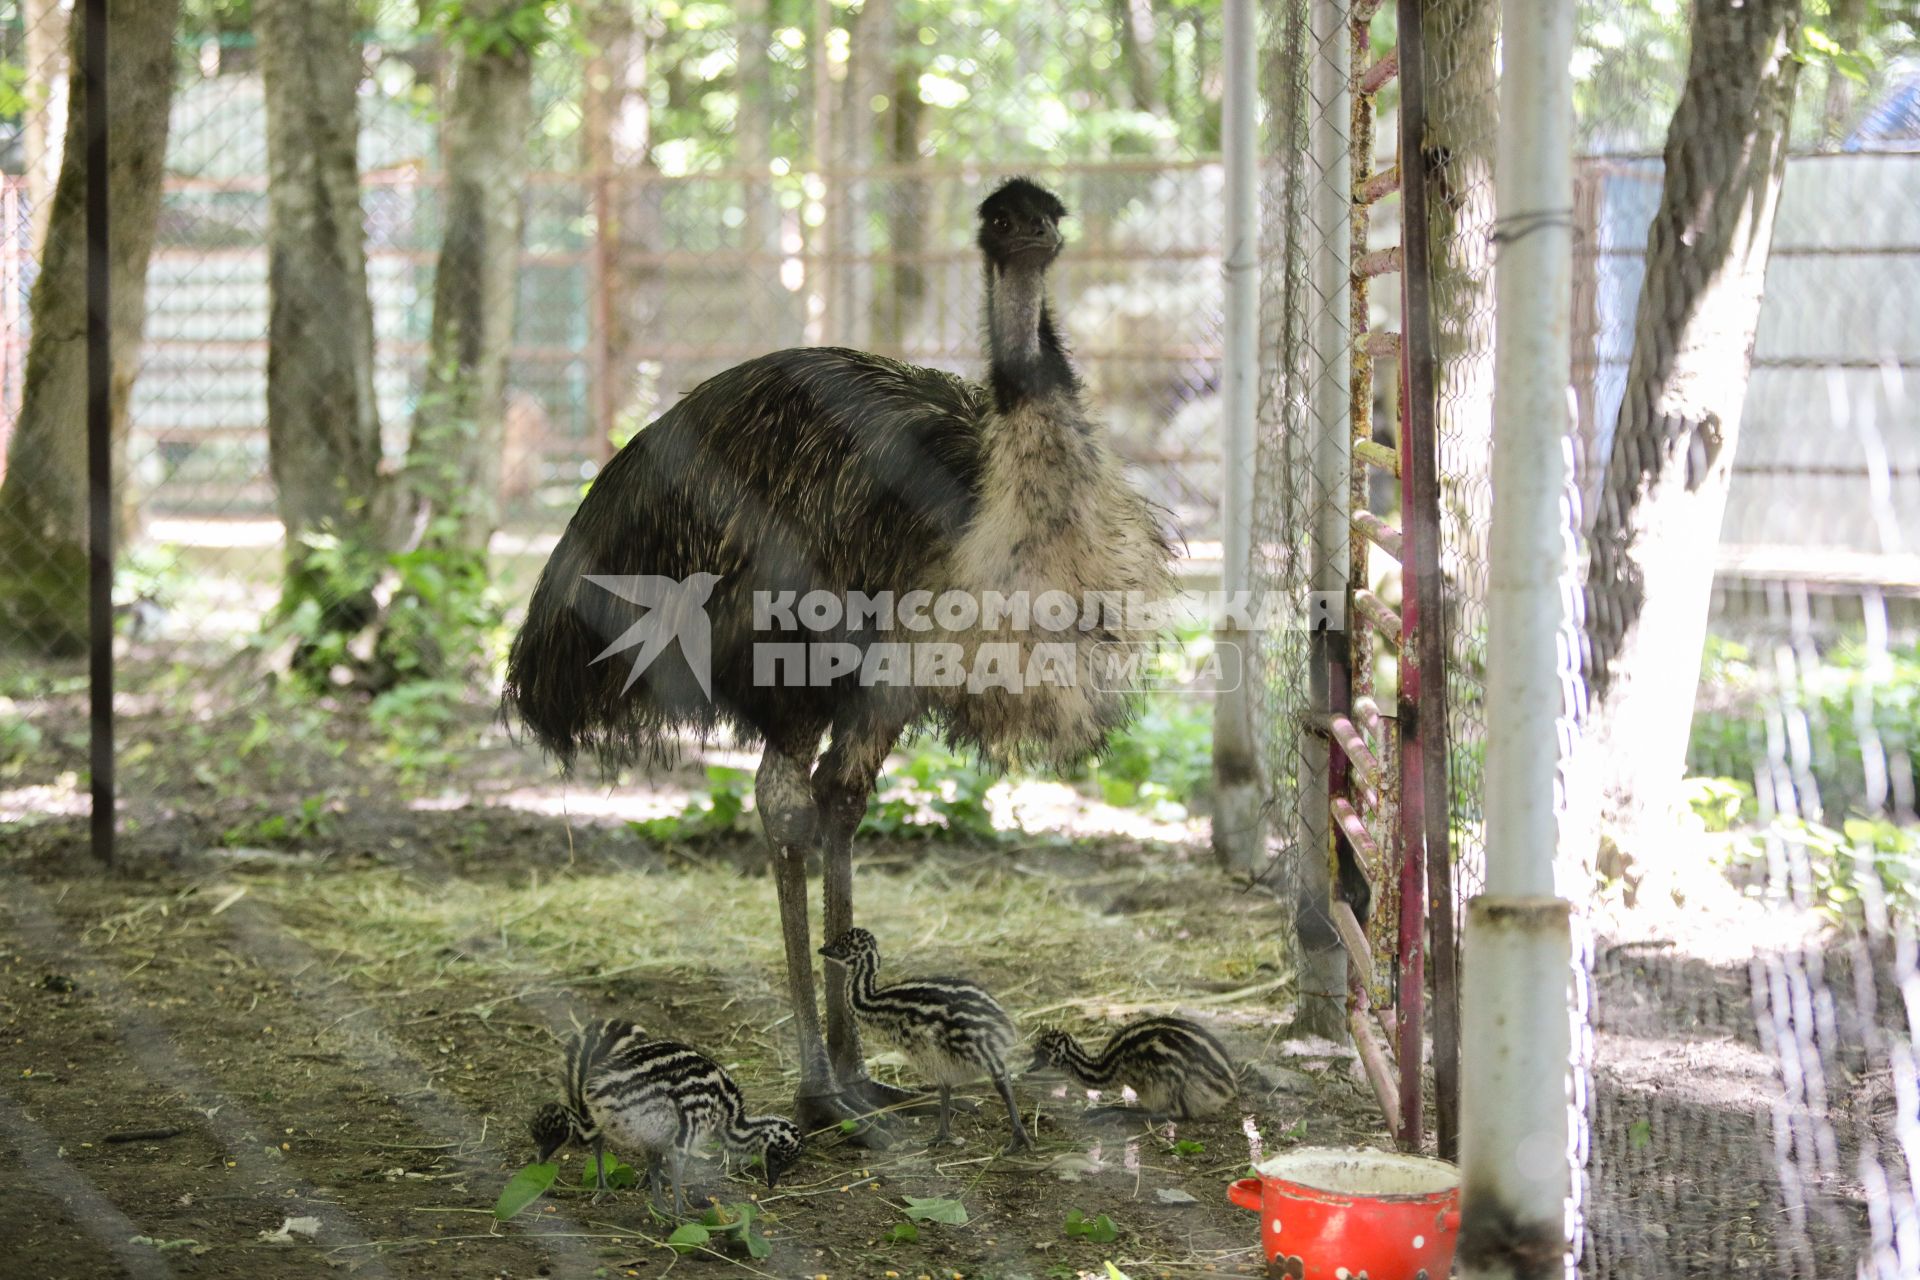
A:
[505,178,1174,1137]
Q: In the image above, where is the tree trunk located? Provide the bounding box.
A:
[734,0,801,348]
[1419,0,1498,653]
[383,3,533,678]
[0,0,180,656]
[405,12,533,559]
[1579,0,1802,864]
[258,0,388,632]
[880,15,927,352]
[1111,0,1160,113]
[23,0,71,260]
[828,0,887,349]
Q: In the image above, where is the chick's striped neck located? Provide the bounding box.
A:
[1055,1034,1120,1086]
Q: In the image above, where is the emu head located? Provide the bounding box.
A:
[758,1118,805,1188]
[530,1101,579,1164]
[1027,1027,1074,1073]
[977,178,1067,271]
[817,926,880,971]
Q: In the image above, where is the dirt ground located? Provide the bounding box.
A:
[0,683,1395,1280]
[7,661,1890,1279]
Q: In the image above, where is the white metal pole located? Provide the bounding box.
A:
[1295,0,1352,1033]
[1460,0,1578,1276]
[1211,0,1264,874]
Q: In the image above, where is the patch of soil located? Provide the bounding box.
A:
[0,817,1393,1280]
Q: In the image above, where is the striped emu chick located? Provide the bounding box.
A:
[1028,1016,1237,1120]
[530,1019,803,1215]
[818,928,1031,1152]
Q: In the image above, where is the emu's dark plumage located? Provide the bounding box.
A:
[505,347,989,771]
[506,178,1176,1141]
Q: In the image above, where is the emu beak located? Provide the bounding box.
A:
[1024,1050,1050,1074]
[764,1165,780,1190]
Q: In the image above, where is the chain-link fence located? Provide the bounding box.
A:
[0,1,1232,827]
[1251,0,1920,1274]
[6,0,1920,1275]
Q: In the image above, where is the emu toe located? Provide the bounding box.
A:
[796,1091,895,1149]
[849,1077,980,1117]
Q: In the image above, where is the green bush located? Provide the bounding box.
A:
[1689,634,1918,818]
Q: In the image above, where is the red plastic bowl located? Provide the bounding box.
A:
[1227,1147,1460,1280]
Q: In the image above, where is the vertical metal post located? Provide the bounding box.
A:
[1460,0,1576,1275]
[1396,0,1456,1161]
[85,0,113,869]
[1297,0,1352,1035]
[1211,0,1265,876]
[590,169,616,462]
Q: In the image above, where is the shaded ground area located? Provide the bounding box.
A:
[1583,880,1886,1277]
[0,671,1389,1279]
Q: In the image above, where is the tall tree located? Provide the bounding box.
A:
[0,0,182,655]
[258,0,389,636]
[386,0,537,675]
[1578,0,1805,863]
[22,0,71,259]
[879,0,928,351]
[1110,0,1160,113]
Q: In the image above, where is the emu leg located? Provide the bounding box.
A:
[759,745,889,1145]
[590,1134,609,1203]
[645,1153,665,1213]
[817,716,935,1116]
[993,1071,1032,1153]
[929,1085,956,1146]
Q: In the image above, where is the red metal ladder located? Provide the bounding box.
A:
[1321,0,1457,1159]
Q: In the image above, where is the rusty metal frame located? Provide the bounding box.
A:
[1396,0,1459,1162]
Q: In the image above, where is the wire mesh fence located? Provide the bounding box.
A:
[1247,0,1920,1275]
[4,0,1920,1275]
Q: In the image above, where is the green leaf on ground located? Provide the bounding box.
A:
[903,1195,969,1224]
[667,1223,712,1254]
[493,1162,558,1221]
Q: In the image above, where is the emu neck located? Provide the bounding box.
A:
[727,1114,778,1152]
[1060,1035,1118,1086]
[986,262,1075,414]
[841,957,882,1012]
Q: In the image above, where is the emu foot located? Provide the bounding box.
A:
[796,1091,894,1149]
[847,1077,976,1117]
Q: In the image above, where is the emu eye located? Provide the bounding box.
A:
[992,214,1010,232]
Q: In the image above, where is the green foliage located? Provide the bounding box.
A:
[901,1195,969,1225]
[1167,1138,1205,1159]
[221,795,334,847]
[493,1161,558,1220]
[671,1201,771,1259]
[376,532,507,685]
[579,1154,639,1189]
[0,704,43,775]
[368,679,473,779]
[1716,810,1920,927]
[864,739,1001,841]
[1087,695,1211,817]
[628,764,756,842]
[1690,635,1920,820]
[885,1222,919,1244]
[424,0,580,60]
[1682,776,1755,834]
[1063,1209,1119,1243]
